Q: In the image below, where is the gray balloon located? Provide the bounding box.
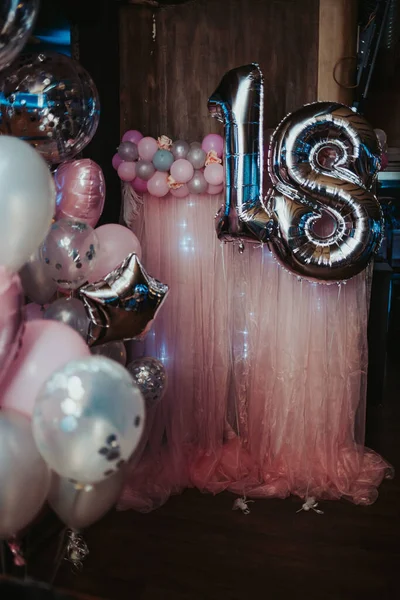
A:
[19,247,58,305]
[118,141,138,161]
[0,410,51,539]
[187,147,206,169]
[135,160,155,181]
[44,297,89,340]
[126,357,167,409]
[171,140,189,160]
[187,170,208,194]
[91,341,127,366]
[190,141,202,150]
[49,469,126,530]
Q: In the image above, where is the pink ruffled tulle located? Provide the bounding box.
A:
[119,193,393,512]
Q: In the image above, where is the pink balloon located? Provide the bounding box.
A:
[207,183,224,195]
[170,184,189,198]
[87,224,142,282]
[202,134,224,157]
[54,159,106,228]
[0,267,24,386]
[170,159,194,184]
[0,320,90,417]
[147,171,169,198]
[131,177,148,194]
[112,153,123,170]
[204,163,224,185]
[25,302,46,321]
[118,161,137,182]
[138,137,158,161]
[381,153,389,171]
[122,130,143,145]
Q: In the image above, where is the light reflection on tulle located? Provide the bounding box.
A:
[119,193,393,513]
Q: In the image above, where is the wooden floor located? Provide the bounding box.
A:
[22,355,400,600]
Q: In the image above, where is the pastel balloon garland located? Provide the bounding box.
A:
[113,130,225,198]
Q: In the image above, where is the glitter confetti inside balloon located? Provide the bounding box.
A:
[126,357,167,409]
[0,52,100,164]
[40,219,99,290]
[0,0,39,72]
[32,356,146,484]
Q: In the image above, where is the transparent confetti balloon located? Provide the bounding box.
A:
[40,219,99,290]
[32,356,146,485]
[126,357,167,409]
[0,1,39,72]
[0,52,100,164]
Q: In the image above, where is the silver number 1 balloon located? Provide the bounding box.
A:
[208,64,384,283]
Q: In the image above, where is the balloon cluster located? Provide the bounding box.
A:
[0,12,168,564]
[113,130,225,198]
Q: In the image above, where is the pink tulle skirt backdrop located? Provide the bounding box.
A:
[119,192,392,512]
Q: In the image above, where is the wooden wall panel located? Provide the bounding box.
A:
[120,0,319,140]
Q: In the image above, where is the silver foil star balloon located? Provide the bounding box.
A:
[79,253,169,347]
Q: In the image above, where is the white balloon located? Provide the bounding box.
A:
[0,136,55,272]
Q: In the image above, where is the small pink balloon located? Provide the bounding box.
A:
[122,130,143,145]
[131,177,148,194]
[0,320,90,417]
[202,134,224,157]
[170,159,194,184]
[207,183,224,195]
[381,153,389,171]
[170,184,189,198]
[0,267,24,387]
[25,302,46,321]
[147,171,169,198]
[55,159,106,228]
[118,161,137,182]
[87,224,142,282]
[112,153,123,170]
[138,137,159,161]
[204,163,224,185]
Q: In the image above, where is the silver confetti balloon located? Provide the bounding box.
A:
[0,1,39,72]
[32,356,146,484]
[40,219,99,290]
[126,357,167,409]
[0,52,100,164]
[43,297,90,340]
[19,247,58,305]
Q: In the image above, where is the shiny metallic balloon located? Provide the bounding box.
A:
[187,169,208,194]
[91,341,127,366]
[209,64,383,283]
[43,297,90,339]
[266,102,383,282]
[0,52,100,164]
[208,64,269,244]
[80,253,169,347]
[49,469,126,530]
[171,139,189,160]
[19,247,57,305]
[40,219,100,290]
[32,356,146,484]
[55,159,106,228]
[126,357,167,409]
[0,410,50,539]
[187,146,206,169]
[135,160,155,181]
[118,141,138,162]
[0,1,39,72]
[0,268,24,387]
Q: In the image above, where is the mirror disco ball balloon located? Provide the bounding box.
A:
[0,52,100,164]
[0,1,40,72]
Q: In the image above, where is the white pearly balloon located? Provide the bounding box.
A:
[0,136,55,272]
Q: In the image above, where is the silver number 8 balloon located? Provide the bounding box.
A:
[208,63,383,284]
